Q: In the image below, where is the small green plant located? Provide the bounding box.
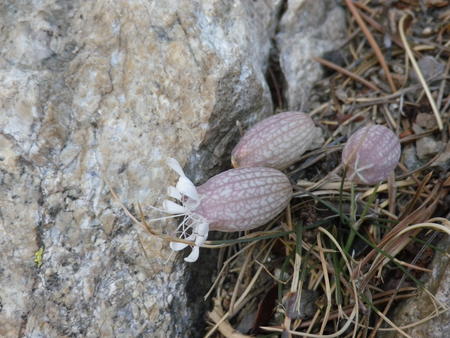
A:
[34,247,44,268]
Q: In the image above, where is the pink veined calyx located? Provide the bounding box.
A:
[160,158,293,263]
[341,124,401,184]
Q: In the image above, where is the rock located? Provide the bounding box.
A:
[415,113,438,130]
[410,55,445,83]
[402,144,422,171]
[276,0,346,110]
[413,124,444,160]
[0,0,280,336]
[416,137,444,160]
[282,290,317,320]
[382,236,450,337]
[431,141,450,172]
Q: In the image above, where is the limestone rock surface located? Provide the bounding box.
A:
[0,0,279,336]
[382,236,450,337]
[276,0,346,110]
[413,124,444,160]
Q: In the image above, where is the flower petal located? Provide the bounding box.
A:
[170,241,188,251]
[167,157,185,177]
[167,186,182,200]
[162,200,187,214]
[194,222,209,246]
[176,176,199,201]
[196,222,209,236]
[184,246,200,262]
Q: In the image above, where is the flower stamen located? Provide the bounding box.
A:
[164,157,209,262]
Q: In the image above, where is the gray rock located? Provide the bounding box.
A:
[431,141,450,172]
[415,112,438,130]
[0,0,279,336]
[283,289,317,320]
[410,55,445,83]
[416,137,444,161]
[402,144,422,171]
[382,236,450,337]
[413,124,444,160]
[276,0,346,110]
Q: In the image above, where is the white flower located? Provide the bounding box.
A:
[153,158,292,262]
[163,158,209,262]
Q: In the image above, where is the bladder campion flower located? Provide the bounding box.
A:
[231,111,323,169]
[342,124,401,184]
[162,158,292,262]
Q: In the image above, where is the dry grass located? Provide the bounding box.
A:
[201,2,450,337]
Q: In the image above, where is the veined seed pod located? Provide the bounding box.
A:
[231,111,323,169]
[342,124,401,184]
[162,158,292,262]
